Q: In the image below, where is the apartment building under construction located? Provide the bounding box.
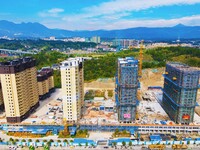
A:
[37,67,55,100]
[60,57,84,123]
[115,57,139,123]
[0,57,39,123]
[162,62,200,124]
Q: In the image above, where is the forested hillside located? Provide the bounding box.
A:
[1,46,199,88]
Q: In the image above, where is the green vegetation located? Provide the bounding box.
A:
[33,51,69,69]
[112,129,131,138]
[18,46,199,88]
[0,39,97,51]
[75,129,89,138]
[84,47,200,81]
[84,90,95,100]
[84,90,105,100]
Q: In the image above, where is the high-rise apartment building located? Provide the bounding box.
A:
[90,36,101,44]
[60,58,84,123]
[162,62,200,124]
[0,57,39,123]
[115,57,139,123]
[0,82,4,110]
[37,67,55,100]
[113,39,138,48]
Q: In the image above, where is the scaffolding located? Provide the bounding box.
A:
[115,57,139,123]
[162,62,200,124]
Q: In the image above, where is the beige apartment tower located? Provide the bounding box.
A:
[37,67,55,100]
[0,83,4,110]
[61,58,84,123]
[0,57,39,123]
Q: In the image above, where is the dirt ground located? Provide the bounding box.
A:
[84,78,115,90]
[84,68,200,118]
[140,68,165,92]
[84,68,165,92]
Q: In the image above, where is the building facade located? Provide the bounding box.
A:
[115,57,139,123]
[0,57,39,123]
[0,82,4,110]
[37,67,55,100]
[90,36,101,44]
[162,62,200,124]
[113,39,138,49]
[60,58,84,123]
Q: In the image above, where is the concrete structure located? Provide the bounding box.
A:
[90,36,100,44]
[0,57,39,123]
[37,67,55,100]
[60,57,84,123]
[162,62,200,124]
[115,57,139,123]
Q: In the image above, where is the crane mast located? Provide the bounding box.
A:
[139,40,144,77]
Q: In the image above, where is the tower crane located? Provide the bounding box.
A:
[139,40,144,77]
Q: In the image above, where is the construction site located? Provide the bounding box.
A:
[81,65,200,126]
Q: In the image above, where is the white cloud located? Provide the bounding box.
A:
[83,0,200,17]
[43,15,200,30]
[48,8,64,13]
[40,0,200,30]
[39,8,64,17]
[102,15,200,30]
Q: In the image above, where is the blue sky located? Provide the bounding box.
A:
[1,0,200,30]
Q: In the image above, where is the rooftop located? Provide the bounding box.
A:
[167,62,200,72]
[0,57,34,66]
[60,57,83,67]
[118,57,138,66]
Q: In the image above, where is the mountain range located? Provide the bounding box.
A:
[0,20,200,40]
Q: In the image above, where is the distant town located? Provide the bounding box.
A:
[0,36,200,58]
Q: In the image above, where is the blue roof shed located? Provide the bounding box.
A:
[150,135,162,141]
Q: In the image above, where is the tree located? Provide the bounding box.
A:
[113,142,117,147]
[43,139,47,143]
[70,140,73,143]
[122,130,127,134]
[187,141,190,145]
[63,139,68,143]
[115,129,119,134]
[22,139,26,142]
[79,143,82,147]
[36,139,40,143]
[91,143,95,148]
[84,129,88,134]
[44,144,50,150]
[28,139,32,142]
[29,145,35,150]
[57,140,61,143]
[9,138,13,142]
[79,130,83,134]
[129,141,132,147]
[122,141,126,147]
[86,142,88,147]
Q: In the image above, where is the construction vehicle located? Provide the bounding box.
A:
[148,144,166,150]
[172,144,188,150]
